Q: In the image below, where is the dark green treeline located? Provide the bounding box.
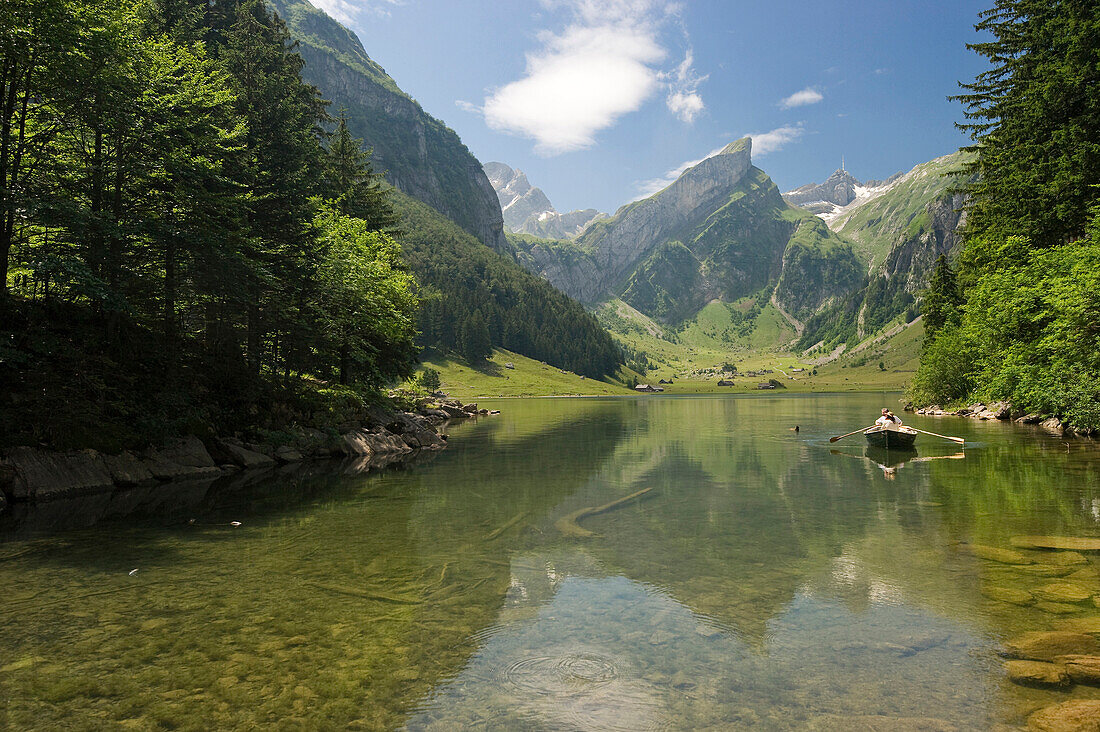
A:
[911,0,1100,430]
[0,0,418,446]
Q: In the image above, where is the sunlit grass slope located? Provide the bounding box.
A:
[419,349,636,399]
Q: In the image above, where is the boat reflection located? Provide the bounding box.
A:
[831,446,966,479]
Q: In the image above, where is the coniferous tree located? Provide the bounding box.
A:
[324,110,398,231]
[921,255,963,339]
[953,0,1100,250]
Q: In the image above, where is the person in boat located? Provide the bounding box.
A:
[875,408,902,428]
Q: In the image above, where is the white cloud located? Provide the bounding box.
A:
[663,49,706,122]
[634,143,727,198]
[310,0,403,26]
[779,87,823,109]
[749,124,804,155]
[481,1,704,155]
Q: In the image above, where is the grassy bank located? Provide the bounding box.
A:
[417,318,923,400]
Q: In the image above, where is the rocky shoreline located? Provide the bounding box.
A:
[906,401,1094,437]
[0,399,491,512]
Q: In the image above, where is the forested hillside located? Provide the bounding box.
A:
[394,194,622,379]
[0,0,418,448]
[264,0,622,378]
[910,0,1100,431]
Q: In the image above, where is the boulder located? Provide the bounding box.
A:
[1017,413,1044,424]
[414,428,445,449]
[1012,536,1100,552]
[990,402,1012,419]
[967,544,1034,565]
[977,410,997,420]
[244,442,275,458]
[1003,631,1100,662]
[101,451,156,486]
[212,440,276,469]
[1056,655,1100,685]
[462,403,478,413]
[440,404,471,419]
[1027,700,1100,732]
[142,437,222,481]
[273,446,304,463]
[1,446,115,499]
[339,430,375,457]
[1041,417,1065,433]
[1034,583,1095,604]
[1065,567,1100,584]
[368,431,413,455]
[1004,660,1071,688]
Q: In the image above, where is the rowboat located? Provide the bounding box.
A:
[864,424,917,449]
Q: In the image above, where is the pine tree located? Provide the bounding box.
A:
[953,0,1100,249]
[324,109,398,231]
[921,255,963,339]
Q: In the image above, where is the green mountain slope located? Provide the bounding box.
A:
[393,192,622,378]
[796,150,974,355]
[831,151,974,270]
[509,140,864,346]
[267,0,506,252]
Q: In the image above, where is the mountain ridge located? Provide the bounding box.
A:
[483,161,606,239]
[507,137,864,333]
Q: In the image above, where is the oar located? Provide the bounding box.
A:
[829,424,877,443]
[907,426,965,444]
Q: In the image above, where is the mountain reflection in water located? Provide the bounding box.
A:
[3,393,1100,729]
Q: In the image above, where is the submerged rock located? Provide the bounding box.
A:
[967,544,1034,565]
[1034,583,1095,604]
[1053,617,1100,636]
[1012,536,1100,553]
[1035,601,1084,615]
[1018,564,1076,578]
[1004,660,1071,688]
[1047,552,1090,566]
[1003,631,1100,662]
[982,586,1034,606]
[1056,655,1100,686]
[1027,700,1100,731]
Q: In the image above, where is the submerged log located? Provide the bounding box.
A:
[554,486,656,538]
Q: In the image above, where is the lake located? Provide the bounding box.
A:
[3,393,1100,730]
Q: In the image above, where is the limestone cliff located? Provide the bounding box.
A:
[267,0,507,252]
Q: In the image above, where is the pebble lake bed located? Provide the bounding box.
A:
[3,393,1100,729]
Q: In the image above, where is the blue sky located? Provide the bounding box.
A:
[312,0,991,214]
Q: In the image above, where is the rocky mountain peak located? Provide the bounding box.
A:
[783,167,861,209]
[484,162,606,240]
